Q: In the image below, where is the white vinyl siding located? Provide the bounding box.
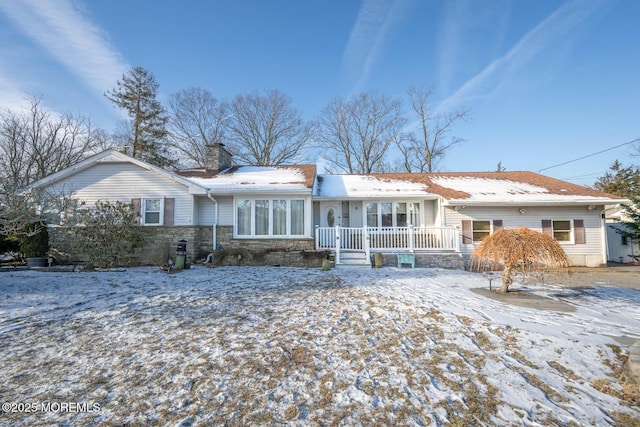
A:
[445,205,605,267]
[48,162,193,225]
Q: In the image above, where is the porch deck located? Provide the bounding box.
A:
[315,226,461,266]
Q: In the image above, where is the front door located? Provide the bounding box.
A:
[320,202,341,228]
[319,202,341,248]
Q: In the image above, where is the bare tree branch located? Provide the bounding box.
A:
[316,92,405,174]
[167,87,229,168]
[0,96,102,236]
[399,85,470,172]
[226,89,312,166]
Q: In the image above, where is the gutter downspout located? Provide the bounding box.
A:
[207,190,218,253]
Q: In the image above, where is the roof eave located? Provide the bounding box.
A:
[443,198,630,207]
[312,194,440,201]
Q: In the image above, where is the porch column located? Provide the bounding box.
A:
[363,226,370,262]
[409,225,415,253]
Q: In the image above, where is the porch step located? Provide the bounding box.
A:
[336,251,371,267]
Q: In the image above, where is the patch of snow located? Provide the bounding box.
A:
[315,175,433,198]
[0,266,638,425]
[186,166,308,191]
[431,176,606,202]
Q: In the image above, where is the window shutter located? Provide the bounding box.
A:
[492,219,503,232]
[541,220,552,237]
[164,198,175,226]
[131,198,142,224]
[574,219,585,244]
[462,220,472,244]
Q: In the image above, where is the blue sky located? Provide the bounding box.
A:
[0,0,638,185]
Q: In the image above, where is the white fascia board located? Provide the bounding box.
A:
[443,198,630,207]
[209,188,312,196]
[312,195,439,201]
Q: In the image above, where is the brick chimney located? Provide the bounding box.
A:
[205,142,232,171]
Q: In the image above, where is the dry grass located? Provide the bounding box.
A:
[470,228,569,292]
[1,268,637,426]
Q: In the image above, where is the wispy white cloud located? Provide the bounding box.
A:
[436,0,467,95]
[437,0,511,95]
[437,0,608,112]
[0,0,128,104]
[0,70,30,111]
[342,0,410,93]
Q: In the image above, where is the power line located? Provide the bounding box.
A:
[537,138,640,173]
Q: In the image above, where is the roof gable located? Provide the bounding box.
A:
[26,149,207,193]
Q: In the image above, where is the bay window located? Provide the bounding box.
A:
[255,200,269,235]
[236,198,306,237]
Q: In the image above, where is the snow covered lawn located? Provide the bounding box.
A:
[0,266,638,426]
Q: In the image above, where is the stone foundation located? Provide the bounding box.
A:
[48,225,318,267]
[216,226,315,252]
[378,252,465,269]
[208,248,330,268]
[48,226,203,266]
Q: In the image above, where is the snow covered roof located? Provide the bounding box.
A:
[313,171,627,205]
[177,164,316,194]
[313,174,439,199]
[428,172,627,206]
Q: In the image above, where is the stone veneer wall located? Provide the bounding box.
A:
[48,226,204,266]
[215,226,315,251]
[49,225,318,266]
[379,252,465,269]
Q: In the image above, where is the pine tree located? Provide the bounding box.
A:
[617,195,640,243]
[594,160,640,199]
[105,67,173,167]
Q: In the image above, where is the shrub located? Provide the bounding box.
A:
[72,201,146,269]
[470,227,569,293]
[18,222,49,258]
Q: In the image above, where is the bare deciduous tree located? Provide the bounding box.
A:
[316,92,405,174]
[226,89,312,166]
[167,87,229,168]
[0,97,103,192]
[398,85,469,173]
[0,96,102,236]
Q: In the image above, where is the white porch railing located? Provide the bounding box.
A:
[315,225,460,254]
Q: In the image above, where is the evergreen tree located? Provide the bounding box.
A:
[594,160,640,199]
[595,160,640,248]
[616,195,640,245]
[105,66,173,167]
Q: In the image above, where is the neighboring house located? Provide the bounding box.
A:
[27,145,628,268]
[604,207,639,264]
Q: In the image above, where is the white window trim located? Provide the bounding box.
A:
[472,220,492,242]
[365,201,422,228]
[142,198,164,226]
[552,219,574,244]
[234,197,308,238]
